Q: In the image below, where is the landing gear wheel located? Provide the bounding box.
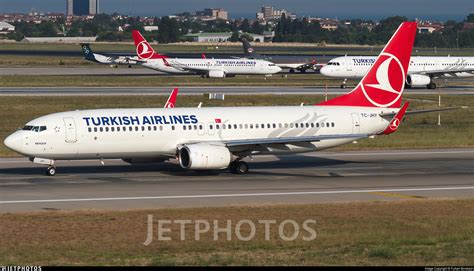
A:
[46,166,56,176]
[230,161,249,174]
[289,69,295,73]
[427,82,436,89]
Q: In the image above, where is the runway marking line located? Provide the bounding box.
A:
[369,191,425,199]
[0,186,472,204]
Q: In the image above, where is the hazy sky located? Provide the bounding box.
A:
[0,0,473,20]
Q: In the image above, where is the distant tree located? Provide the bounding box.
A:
[229,31,240,42]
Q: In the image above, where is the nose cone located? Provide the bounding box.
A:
[4,132,23,153]
[275,66,282,73]
[319,65,331,76]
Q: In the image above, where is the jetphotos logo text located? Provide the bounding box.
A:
[360,52,405,108]
[143,215,317,245]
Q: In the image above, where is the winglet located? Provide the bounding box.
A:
[382,102,409,135]
[164,88,178,108]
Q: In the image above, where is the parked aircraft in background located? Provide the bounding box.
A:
[241,38,320,73]
[5,22,455,176]
[81,44,139,68]
[132,31,281,77]
[320,55,474,89]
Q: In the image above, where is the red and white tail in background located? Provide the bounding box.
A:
[132,30,167,60]
[319,22,417,108]
[164,88,179,108]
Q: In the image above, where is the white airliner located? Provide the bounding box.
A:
[131,31,282,77]
[81,44,139,68]
[320,54,474,89]
[6,22,446,176]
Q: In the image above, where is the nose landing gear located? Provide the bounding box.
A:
[46,166,57,176]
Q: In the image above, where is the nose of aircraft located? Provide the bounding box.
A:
[4,132,23,153]
[319,65,331,76]
[275,66,282,73]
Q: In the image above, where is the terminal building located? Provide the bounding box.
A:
[183,32,265,43]
[67,0,99,16]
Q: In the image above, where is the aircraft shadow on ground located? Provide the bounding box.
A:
[0,156,363,177]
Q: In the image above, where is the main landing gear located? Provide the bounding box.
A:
[46,166,57,176]
[229,160,249,174]
[427,82,437,89]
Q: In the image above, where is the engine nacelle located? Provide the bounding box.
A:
[178,144,232,170]
[208,70,226,78]
[406,74,431,87]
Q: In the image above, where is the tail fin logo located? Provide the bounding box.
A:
[389,118,401,130]
[136,41,154,59]
[360,52,405,107]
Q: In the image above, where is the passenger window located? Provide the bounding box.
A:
[148,126,152,131]
[100,127,103,132]
[88,127,92,132]
[183,126,187,130]
[94,127,98,132]
[105,127,109,132]
[111,127,115,132]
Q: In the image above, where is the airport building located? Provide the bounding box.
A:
[183,32,265,43]
[67,0,99,16]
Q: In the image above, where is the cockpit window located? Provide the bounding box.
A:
[268,64,276,66]
[327,62,340,66]
[23,125,46,132]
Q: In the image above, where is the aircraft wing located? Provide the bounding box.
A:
[224,133,368,147]
[180,133,368,153]
[379,107,464,118]
[417,68,474,77]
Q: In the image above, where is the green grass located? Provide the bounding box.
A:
[0,74,347,87]
[0,94,472,156]
[0,199,472,265]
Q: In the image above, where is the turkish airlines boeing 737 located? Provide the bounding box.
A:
[131,31,282,77]
[320,54,474,89]
[6,22,432,176]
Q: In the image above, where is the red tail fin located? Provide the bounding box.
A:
[319,22,417,108]
[132,30,166,60]
[164,88,179,108]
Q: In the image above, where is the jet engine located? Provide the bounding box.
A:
[178,144,232,170]
[406,74,431,87]
[208,70,226,78]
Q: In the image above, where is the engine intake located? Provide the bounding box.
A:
[179,144,232,170]
[406,74,431,87]
[208,70,226,78]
